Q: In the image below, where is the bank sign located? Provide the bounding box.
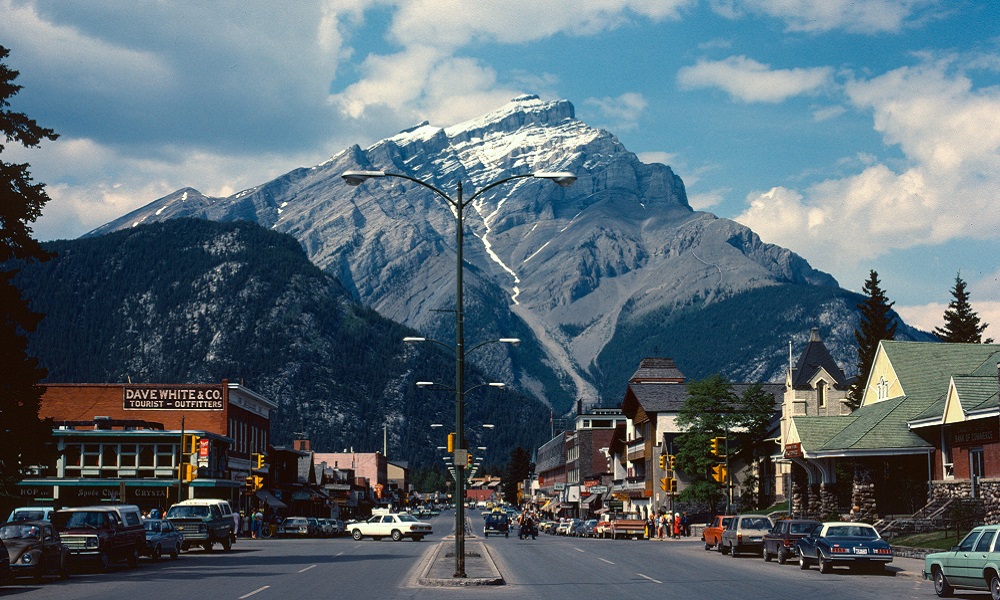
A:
[123,385,225,411]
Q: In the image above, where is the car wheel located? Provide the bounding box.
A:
[171,544,180,560]
[799,552,809,570]
[352,529,363,541]
[391,530,403,542]
[777,548,787,565]
[222,536,232,551]
[931,568,953,597]
[989,573,1000,600]
[720,542,730,555]
[59,553,70,579]
[484,532,488,538]
[152,544,162,561]
[705,540,712,551]
[128,546,140,568]
[203,542,213,552]
[819,551,832,574]
[98,552,111,572]
[763,546,772,562]
[33,557,46,582]
[505,533,509,538]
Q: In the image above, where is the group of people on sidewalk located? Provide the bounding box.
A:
[650,511,689,539]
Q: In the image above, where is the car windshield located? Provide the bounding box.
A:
[0,524,41,540]
[166,506,210,519]
[790,522,819,534]
[144,520,164,532]
[398,514,419,523]
[52,511,108,529]
[10,510,46,521]
[826,526,878,538]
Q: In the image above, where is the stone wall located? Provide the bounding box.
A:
[820,483,838,518]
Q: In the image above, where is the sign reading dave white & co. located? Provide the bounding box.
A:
[123,385,224,411]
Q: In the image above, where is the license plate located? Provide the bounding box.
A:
[854,548,868,554]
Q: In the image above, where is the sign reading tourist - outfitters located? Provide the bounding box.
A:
[123,385,225,411]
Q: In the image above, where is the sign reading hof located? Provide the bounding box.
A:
[124,385,224,411]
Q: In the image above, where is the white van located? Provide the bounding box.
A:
[166,499,237,550]
[6,506,55,522]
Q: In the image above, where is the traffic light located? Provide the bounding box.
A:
[252,475,264,491]
[182,463,197,482]
[668,455,676,470]
[711,464,727,483]
[467,452,473,467]
[447,432,456,453]
[244,476,255,492]
[253,453,265,469]
[658,455,666,470]
[184,434,199,455]
[660,477,676,493]
[710,436,726,457]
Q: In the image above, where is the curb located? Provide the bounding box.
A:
[418,540,505,587]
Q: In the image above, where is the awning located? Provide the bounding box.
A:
[255,489,287,509]
[582,494,601,506]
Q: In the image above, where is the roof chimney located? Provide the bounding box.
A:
[809,328,821,342]
[293,439,311,451]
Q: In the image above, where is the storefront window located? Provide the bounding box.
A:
[82,444,100,467]
[139,445,155,467]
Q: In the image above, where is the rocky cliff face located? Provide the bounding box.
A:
[88,95,844,411]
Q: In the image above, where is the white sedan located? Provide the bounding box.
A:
[350,513,432,541]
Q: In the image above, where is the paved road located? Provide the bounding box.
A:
[0,514,944,600]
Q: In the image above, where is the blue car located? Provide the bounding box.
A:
[796,522,893,573]
[142,519,182,561]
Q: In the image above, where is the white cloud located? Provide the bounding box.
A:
[734,54,1000,278]
[677,55,833,103]
[583,93,648,131]
[812,105,847,121]
[688,188,730,210]
[636,151,680,166]
[711,0,940,34]
[897,300,1000,339]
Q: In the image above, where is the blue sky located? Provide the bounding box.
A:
[3,0,998,333]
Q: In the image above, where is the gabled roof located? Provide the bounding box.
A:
[789,416,856,452]
[872,341,1000,406]
[792,395,932,455]
[791,328,848,389]
[624,380,784,417]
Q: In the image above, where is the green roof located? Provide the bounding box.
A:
[820,395,931,451]
[882,341,1000,405]
[792,416,856,452]
[952,375,999,413]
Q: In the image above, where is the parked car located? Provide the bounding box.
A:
[557,519,580,536]
[52,505,145,571]
[307,518,323,537]
[0,520,69,581]
[484,513,510,538]
[721,514,773,556]
[797,522,893,573]
[6,507,55,523]
[350,513,432,542]
[762,519,821,564]
[141,519,182,561]
[0,539,9,584]
[278,517,312,537]
[578,519,598,537]
[923,524,1000,597]
[165,499,235,551]
[703,515,734,550]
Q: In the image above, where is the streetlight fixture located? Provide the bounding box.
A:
[344,167,574,577]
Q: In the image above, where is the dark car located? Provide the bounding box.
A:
[142,519,182,561]
[53,505,145,571]
[0,539,9,584]
[762,519,821,564]
[484,513,510,538]
[797,522,893,573]
[0,520,70,581]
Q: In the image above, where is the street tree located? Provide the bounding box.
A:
[848,270,897,410]
[502,446,531,505]
[0,45,57,497]
[674,374,734,507]
[935,273,992,343]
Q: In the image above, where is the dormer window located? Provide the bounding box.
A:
[817,380,827,409]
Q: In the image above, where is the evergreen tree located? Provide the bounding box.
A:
[0,45,58,496]
[675,374,734,507]
[935,273,992,343]
[502,446,531,505]
[849,270,897,410]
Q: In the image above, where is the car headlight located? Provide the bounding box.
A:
[86,537,99,549]
[20,553,33,564]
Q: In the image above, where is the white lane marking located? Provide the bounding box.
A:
[637,573,662,584]
[574,547,585,553]
[336,552,344,557]
[298,564,316,573]
[599,558,615,565]
[238,586,270,599]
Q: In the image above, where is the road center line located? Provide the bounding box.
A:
[574,547,585,553]
[298,564,317,573]
[336,552,344,557]
[599,558,615,565]
[238,585,270,599]
[637,573,662,584]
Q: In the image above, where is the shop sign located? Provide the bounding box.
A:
[553,482,566,491]
[590,485,608,494]
[951,424,999,447]
[784,442,803,459]
[123,385,224,411]
[18,486,53,498]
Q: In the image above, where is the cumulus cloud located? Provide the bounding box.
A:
[710,0,941,34]
[583,93,648,131]
[677,55,833,103]
[734,54,1000,278]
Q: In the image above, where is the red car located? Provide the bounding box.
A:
[702,515,734,551]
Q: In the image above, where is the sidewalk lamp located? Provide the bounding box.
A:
[345,167,574,578]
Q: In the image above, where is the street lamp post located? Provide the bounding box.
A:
[343,168,575,577]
